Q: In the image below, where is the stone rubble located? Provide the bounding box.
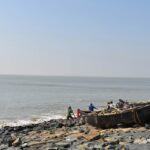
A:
[0,118,150,150]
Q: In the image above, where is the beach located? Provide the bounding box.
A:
[1,0,150,149]
[0,118,150,150]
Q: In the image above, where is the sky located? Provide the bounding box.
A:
[0,0,150,77]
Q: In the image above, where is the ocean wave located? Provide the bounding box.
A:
[0,114,65,128]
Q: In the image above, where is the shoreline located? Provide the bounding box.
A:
[0,118,150,150]
[0,115,65,129]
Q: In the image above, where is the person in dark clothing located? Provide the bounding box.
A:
[89,103,97,112]
[67,106,74,120]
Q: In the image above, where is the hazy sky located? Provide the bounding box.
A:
[0,0,150,77]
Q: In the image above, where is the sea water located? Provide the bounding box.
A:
[0,75,150,127]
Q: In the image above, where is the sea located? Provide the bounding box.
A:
[0,75,150,127]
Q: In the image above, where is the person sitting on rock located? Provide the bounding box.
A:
[89,103,97,112]
[67,106,75,120]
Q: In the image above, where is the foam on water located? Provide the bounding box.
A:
[0,114,65,128]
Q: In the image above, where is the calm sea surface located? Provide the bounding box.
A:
[0,75,150,126]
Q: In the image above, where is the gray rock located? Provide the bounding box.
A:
[122,135,134,143]
[104,136,120,144]
[127,144,150,150]
[2,135,13,146]
[55,142,70,148]
[104,144,117,150]
[12,138,21,147]
[20,143,28,148]
[6,148,21,150]
[0,129,5,135]
[134,137,147,144]
[46,147,58,150]
[117,145,130,150]
[65,136,77,143]
[145,124,150,129]
[87,142,103,149]
[0,144,8,150]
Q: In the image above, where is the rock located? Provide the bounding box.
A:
[65,136,77,143]
[145,124,150,129]
[12,138,21,147]
[3,130,9,136]
[78,126,90,134]
[117,145,130,150]
[122,135,134,143]
[22,128,30,133]
[83,129,101,141]
[127,144,150,150]
[46,147,58,150]
[87,142,103,149]
[72,139,86,146]
[13,126,24,132]
[0,144,8,150]
[78,117,85,125]
[133,124,141,128]
[55,142,70,148]
[104,144,116,150]
[7,148,21,150]
[0,129,5,135]
[104,136,119,144]
[79,127,85,133]
[2,135,13,146]
[11,133,17,142]
[20,143,28,148]
[147,138,150,143]
[134,138,147,144]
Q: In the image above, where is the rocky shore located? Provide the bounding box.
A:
[0,118,150,150]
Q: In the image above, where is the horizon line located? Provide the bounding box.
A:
[0,73,150,79]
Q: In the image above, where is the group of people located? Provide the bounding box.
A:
[66,99,129,120]
[67,103,97,120]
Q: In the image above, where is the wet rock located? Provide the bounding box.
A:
[13,126,24,132]
[22,128,30,133]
